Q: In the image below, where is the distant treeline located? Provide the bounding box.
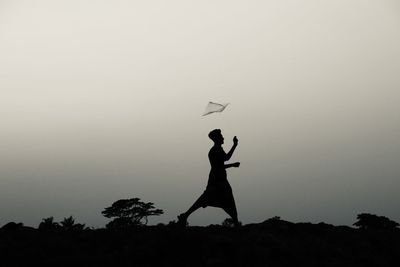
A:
[2,196,399,231]
[1,213,399,267]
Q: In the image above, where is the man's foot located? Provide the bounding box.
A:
[177,214,188,227]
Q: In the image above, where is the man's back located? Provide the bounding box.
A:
[208,145,226,170]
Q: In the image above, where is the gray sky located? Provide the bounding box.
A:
[1,0,399,227]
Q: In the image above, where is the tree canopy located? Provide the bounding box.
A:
[353,213,399,230]
[102,198,163,229]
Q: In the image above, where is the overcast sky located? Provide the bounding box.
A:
[1,0,399,227]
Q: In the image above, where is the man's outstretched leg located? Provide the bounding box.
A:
[178,194,206,226]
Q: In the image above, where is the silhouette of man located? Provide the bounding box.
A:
[178,129,240,227]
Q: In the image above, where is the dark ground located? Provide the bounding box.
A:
[1,219,399,267]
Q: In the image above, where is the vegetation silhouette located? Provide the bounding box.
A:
[178,129,241,227]
[60,216,86,231]
[222,218,242,227]
[354,213,400,230]
[1,221,25,231]
[38,216,60,231]
[102,197,163,229]
[38,216,86,231]
[1,213,399,266]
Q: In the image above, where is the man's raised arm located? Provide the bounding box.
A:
[225,136,238,161]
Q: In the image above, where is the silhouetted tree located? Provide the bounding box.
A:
[353,213,399,230]
[102,198,163,229]
[60,216,86,231]
[38,217,60,231]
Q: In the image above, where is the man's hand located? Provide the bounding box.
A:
[232,162,240,168]
[226,136,239,161]
[233,136,238,145]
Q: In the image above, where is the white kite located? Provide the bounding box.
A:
[202,101,230,116]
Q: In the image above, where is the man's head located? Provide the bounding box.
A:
[208,129,224,145]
